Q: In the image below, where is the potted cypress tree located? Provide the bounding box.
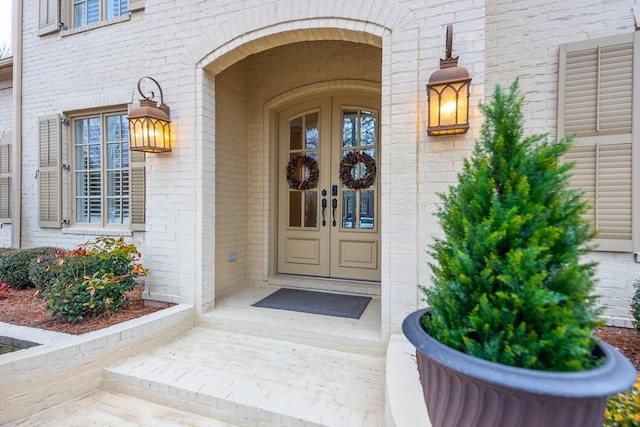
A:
[403,81,636,427]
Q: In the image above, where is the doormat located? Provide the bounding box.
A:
[252,288,372,319]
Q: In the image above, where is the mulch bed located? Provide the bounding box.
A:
[0,285,170,335]
[595,326,640,371]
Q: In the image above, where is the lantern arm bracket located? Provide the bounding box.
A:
[440,24,459,68]
[137,76,170,116]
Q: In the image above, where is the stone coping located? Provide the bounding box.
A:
[386,333,431,427]
[0,304,195,424]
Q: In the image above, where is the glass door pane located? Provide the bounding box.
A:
[340,108,377,230]
[287,112,320,228]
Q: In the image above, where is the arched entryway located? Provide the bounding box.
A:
[192,1,420,338]
[212,40,382,291]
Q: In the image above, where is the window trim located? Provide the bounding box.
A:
[38,0,143,36]
[71,0,129,29]
[69,108,132,231]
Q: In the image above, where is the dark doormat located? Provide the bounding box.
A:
[252,288,372,319]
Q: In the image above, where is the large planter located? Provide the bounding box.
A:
[402,308,637,427]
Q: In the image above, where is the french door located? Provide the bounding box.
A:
[277,94,380,281]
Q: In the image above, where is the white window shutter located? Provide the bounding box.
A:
[559,33,636,252]
[130,150,145,230]
[38,0,60,36]
[128,0,145,12]
[564,143,633,252]
[563,36,633,136]
[38,115,62,228]
[0,133,12,223]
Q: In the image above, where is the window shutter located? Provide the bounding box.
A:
[130,150,145,230]
[128,0,145,12]
[559,33,636,252]
[564,143,632,252]
[563,37,633,136]
[0,133,12,223]
[38,115,62,228]
[38,0,60,36]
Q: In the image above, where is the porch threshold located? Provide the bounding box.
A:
[200,285,384,355]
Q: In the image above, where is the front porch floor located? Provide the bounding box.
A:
[200,284,384,354]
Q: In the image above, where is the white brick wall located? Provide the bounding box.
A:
[485,0,639,326]
[215,61,249,298]
[13,0,638,334]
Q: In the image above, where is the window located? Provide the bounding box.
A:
[38,0,144,35]
[72,112,131,226]
[558,32,639,252]
[37,112,145,230]
[73,0,128,27]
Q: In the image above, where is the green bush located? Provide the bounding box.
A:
[28,248,68,292]
[0,247,17,257]
[632,280,640,335]
[42,237,148,323]
[0,247,60,289]
[424,80,601,372]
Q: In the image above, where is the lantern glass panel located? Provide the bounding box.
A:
[428,86,441,128]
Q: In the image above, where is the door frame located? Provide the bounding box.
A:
[267,85,382,283]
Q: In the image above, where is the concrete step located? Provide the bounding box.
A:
[199,286,385,355]
[103,327,386,427]
[13,390,237,426]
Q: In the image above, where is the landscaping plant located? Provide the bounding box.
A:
[0,247,60,289]
[632,279,640,335]
[424,80,602,372]
[604,376,640,426]
[0,281,12,299]
[42,237,149,323]
[28,248,66,292]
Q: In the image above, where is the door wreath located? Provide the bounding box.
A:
[286,155,319,190]
[339,151,376,190]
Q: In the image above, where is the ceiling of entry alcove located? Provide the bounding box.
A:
[213,40,382,102]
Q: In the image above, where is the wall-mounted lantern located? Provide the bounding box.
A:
[427,25,471,136]
[127,77,172,153]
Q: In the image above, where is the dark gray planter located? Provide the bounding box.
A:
[402,308,637,427]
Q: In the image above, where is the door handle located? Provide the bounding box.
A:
[331,198,338,227]
[321,197,327,227]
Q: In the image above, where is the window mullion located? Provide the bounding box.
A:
[101,112,107,228]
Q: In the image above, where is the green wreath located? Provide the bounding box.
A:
[339,151,376,190]
[286,155,319,190]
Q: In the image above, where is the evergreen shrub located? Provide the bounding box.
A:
[0,247,60,289]
[28,248,67,292]
[423,80,602,372]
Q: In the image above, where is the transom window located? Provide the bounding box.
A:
[73,0,128,27]
[72,112,130,227]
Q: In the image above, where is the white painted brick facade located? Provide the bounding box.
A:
[485,0,639,327]
[0,79,11,247]
[2,0,637,335]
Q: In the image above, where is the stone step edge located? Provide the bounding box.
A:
[197,313,386,356]
[103,369,325,427]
